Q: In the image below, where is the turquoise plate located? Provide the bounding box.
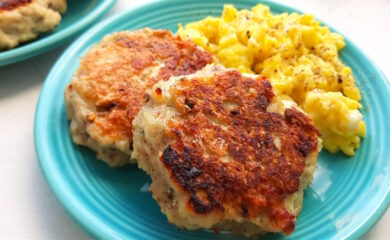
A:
[0,0,116,66]
[34,0,390,239]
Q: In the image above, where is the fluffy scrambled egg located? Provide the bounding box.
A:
[177,4,366,155]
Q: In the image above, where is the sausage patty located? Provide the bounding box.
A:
[65,29,213,167]
[132,65,321,236]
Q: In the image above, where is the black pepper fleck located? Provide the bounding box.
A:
[168,187,174,200]
[337,75,343,84]
[144,94,150,103]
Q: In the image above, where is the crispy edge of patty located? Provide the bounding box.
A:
[65,85,133,167]
[65,29,213,167]
[132,65,320,236]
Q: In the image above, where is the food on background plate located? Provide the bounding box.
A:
[178,4,365,156]
[65,28,213,167]
[132,65,321,236]
[0,0,67,50]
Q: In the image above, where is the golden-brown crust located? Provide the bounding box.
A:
[160,70,319,234]
[68,29,213,145]
[0,0,31,11]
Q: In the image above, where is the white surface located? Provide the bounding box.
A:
[0,0,389,239]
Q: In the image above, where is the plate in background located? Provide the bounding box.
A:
[0,0,116,66]
[34,0,390,239]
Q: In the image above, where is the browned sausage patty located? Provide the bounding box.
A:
[65,29,213,167]
[132,65,321,236]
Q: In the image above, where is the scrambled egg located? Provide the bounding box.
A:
[177,4,366,156]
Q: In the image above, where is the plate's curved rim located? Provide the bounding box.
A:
[34,0,390,239]
[0,0,117,67]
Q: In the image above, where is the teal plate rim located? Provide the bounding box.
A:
[0,0,117,67]
[34,0,390,239]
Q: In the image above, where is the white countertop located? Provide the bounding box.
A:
[1,0,389,239]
